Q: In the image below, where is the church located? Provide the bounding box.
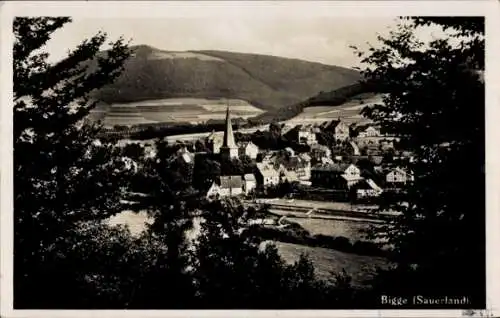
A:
[204,104,260,199]
[219,105,239,160]
[206,104,258,160]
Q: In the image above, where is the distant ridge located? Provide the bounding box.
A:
[91,45,362,112]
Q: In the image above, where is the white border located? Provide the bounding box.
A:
[1,1,499,317]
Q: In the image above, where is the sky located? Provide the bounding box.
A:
[44,17,401,68]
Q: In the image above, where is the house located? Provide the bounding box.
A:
[278,155,311,181]
[177,146,195,164]
[299,153,311,163]
[358,126,381,138]
[281,170,299,183]
[238,141,259,160]
[386,167,414,185]
[277,164,299,183]
[243,173,257,194]
[311,163,362,189]
[206,175,243,199]
[284,125,317,145]
[206,131,224,154]
[353,178,384,199]
[324,120,350,141]
[255,163,280,187]
[310,144,332,163]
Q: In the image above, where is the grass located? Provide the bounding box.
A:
[286,217,370,242]
[273,241,390,288]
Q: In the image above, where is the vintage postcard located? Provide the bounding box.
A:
[1,1,499,317]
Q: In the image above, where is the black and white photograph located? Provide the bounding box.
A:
[1,1,499,316]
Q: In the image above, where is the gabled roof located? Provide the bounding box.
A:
[238,141,258,148]
[218,175,243,189]
[323,119,346,131]
[256,163,280,178]
[312,163,353,173]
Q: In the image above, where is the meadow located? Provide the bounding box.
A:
[91,98,264,128]
[107,209,388,289]
[286,217,371,242]
[285,94,383,126]
[272,241,390,288]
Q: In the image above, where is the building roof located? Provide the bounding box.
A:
[218,175,243,189]
[243,173,256,181]
[323,119,345,131]
[256,163,280,178]
[222,105,237,149]
[181,153,194,163]
[207,130,221,141]
[349,141,360,156]
[354,178,383,191]
[238,141,257,148]
[299,153,311,162]
[312,163,353,173]
[311,144,330,152]
[389,167,414,176]
[341,174,364,182]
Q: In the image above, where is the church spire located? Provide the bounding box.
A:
[220,99,239,160]
[222,102,236,149]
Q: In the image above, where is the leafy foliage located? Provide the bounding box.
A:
[14,17,132,308]
[355,17,485,302]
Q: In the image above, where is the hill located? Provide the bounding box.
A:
[250,82,374,124]
[91,45,361,112]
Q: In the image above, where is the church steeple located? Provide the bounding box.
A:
[220,100,239,159]
[223,104,236,148]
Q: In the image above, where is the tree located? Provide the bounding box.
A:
[191,198,350,308]
[14,17,131,308]
[355,17,484,302]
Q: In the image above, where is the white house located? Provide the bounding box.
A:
[177,146,195,164]
[358,126,381,138]
[207,132,224,154]
[206,175,243,199]
[243,173,257,194]
[255,163,280,187]
[298,127,317,145]
[238,141,259,159]
[327,120,350,141]
[386,167,414,184]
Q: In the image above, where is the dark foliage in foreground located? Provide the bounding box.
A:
[13,16,485,309]
[355,17,485,305]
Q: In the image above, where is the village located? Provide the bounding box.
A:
[139,104,416,220]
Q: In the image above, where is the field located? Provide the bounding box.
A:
[285,94,383,126]
[286,217,371,242]
[90,98,264,128]
[271,241,390,288]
